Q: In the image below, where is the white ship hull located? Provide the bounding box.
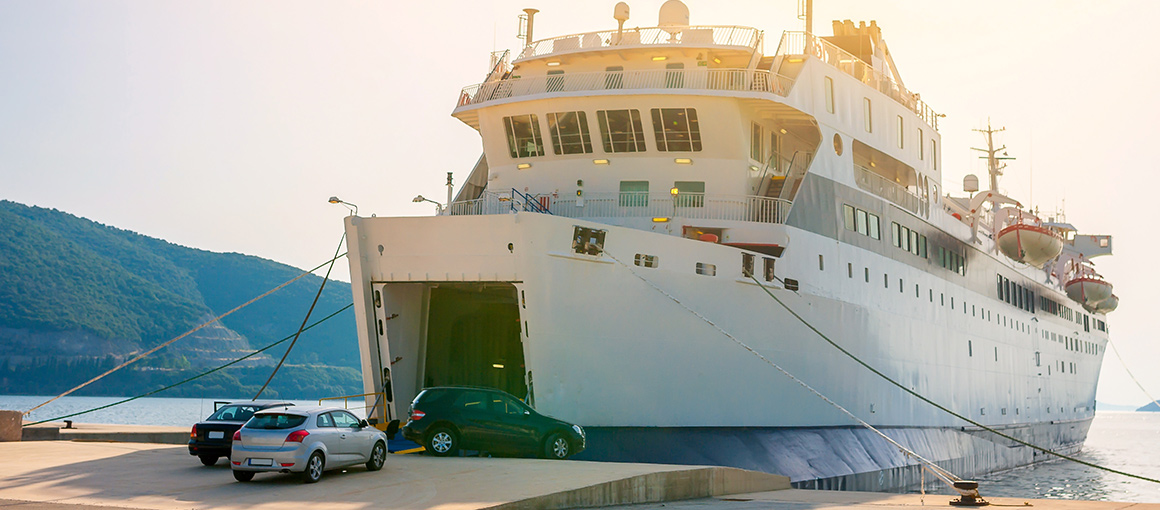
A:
[343,198,1105,488]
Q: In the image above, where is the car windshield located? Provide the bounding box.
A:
[207,405,261,422]
[245,413,307,430]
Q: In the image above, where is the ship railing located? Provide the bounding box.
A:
[775,31,940,130]
[515,25,762,62]
[854,165,928,216]
[450,191,791,224]
[456,68,795,108]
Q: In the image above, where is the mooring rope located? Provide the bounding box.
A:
[253,232,346,399]
[744,271,1160,484]
[23,252,348,416]
[1104,337,1159,412]
[603,251,963,488]
[21,303,353,426]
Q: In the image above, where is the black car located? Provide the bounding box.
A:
[401,386,585,459]
[188,400,294,466]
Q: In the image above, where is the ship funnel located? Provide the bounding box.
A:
[658,0,689,35]
[963,174,979,194]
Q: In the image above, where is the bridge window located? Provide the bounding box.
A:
[751,122,764,162]
[619,181,649,207]
[547,112,593,155]
[504,114,545,158]
[651,108,702,152]
[597,109,646,153]
[673,181,705,207]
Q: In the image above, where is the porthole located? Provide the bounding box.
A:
[833,133,843,156]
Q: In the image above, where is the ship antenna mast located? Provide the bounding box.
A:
[970,120,1015,194]
[798,0,813,34]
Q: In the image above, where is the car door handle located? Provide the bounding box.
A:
[340,434,347,439]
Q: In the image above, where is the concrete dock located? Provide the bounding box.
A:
[3,424,1158,510]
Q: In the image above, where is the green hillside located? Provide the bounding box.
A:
[0,200,361,399]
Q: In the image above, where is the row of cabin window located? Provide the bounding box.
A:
[937,246,966,276]
[504,108,702,159]
[841,204,881,240]
[891,221,927,258]
[822,76,938,169]
[996,275,1034,313]
[1040,294,1076,322]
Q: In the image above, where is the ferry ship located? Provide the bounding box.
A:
[340,1,1115,490]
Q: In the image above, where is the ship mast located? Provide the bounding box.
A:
[971,121,1015,194]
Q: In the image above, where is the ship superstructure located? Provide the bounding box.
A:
[342,1,1113,490]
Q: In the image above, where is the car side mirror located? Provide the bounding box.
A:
[523,410,531,417]
[359,419,369,428]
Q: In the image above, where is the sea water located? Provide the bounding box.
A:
[2,395,1157,502]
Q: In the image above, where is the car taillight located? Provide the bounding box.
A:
[411,410,425,421]
[285,429,309,443]
[232,430,241,441]
[190,425,197,439]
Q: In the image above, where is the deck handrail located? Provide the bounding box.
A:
[775,31,940,130]
[449,191,791,224]
[854,165,928,217]
[456,67,795,109]
[515,25,762,62]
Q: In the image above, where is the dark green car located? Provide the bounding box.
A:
[401,386,585,459]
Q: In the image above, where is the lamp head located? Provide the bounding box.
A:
[328,196,342,204]
[670,187,679,196]
[412,195,426,203]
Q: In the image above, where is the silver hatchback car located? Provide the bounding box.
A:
[230,406,388,483]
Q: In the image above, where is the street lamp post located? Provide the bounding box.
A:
[413,195,444,215]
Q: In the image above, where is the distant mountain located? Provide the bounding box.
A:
[1138,401,1160,412]
[0,200,360,400]
[1097,401,1143,412]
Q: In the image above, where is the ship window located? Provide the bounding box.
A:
[868,213,880,239]
[891,222,901,248]
[864,267,869,282]
[743,253,755,277]
[855,209,868,236]
[619,181,649,207]
[634,254,659,268]
[909,230,918,255]
[751,122,764,162]
[931,139,938,170]
[547,111,593,155]
[848,263,853,278]
[696,262,716,276]
[818,254,824,271]
[824,76,834,113]
[918,128,924,160]
[504,114,545,158]
[650,108,702,152]
[604,66,624,89]
[863,98,872,132]
[843,204,856,231]
[597,109,646,153]
[764,257,775,282]
[896,115,904,148]
[673,181,705,207]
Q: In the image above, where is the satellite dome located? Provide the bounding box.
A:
[963,174,979,193]
[658,0,689,32]
[614,2,630,22]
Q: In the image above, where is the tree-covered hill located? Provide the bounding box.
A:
[0,200,361,399]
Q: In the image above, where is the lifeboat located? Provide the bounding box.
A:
[1089,294,1119,314]
[996,223,1063,268]
[1065,276,1113,307]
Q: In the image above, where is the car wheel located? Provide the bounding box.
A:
[199,455,219,466]
[232,470,254,482]
[426,427,458,457]
[545,433,570,460]
[302,451,325,484]
[366,441,386,471]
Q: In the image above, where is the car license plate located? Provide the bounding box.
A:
[249,458,273,467]
[208,431,224,439]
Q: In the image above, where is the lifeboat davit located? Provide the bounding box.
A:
[996,223,1063,268]
[1066,276,1113,307]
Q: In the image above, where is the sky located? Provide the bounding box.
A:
[1,0,1157,406]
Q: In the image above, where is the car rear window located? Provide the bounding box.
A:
[207,405,260,422]
[414,389,448,404]
[245,413,307,430]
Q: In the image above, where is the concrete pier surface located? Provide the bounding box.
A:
[2,437,1157,510]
